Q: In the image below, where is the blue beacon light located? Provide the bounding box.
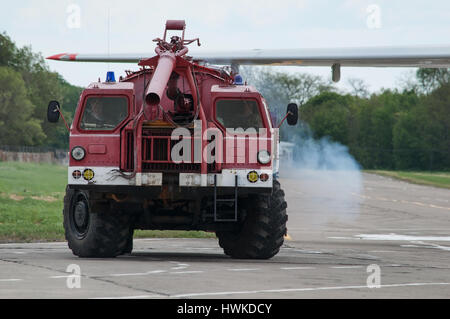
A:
[234,74,244,85]
[106,71,116,82]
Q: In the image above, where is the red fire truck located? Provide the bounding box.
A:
[47,20,297,259]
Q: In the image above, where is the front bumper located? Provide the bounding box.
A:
[68,167,274,188]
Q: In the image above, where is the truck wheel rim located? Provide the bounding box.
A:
[70,194,90,239]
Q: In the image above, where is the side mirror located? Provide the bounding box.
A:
[47,101,61,123]
[286,103,298,126]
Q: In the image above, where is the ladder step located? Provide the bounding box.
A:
[214,174,238,222]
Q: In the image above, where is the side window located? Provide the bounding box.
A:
[80,97,128,130]
[216,99,264,130]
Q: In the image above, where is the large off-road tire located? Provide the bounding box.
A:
[122,229,134,255]
[63,187,130,258]
[216,180,288,259]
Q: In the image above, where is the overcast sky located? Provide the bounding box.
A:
[2,0,450,93]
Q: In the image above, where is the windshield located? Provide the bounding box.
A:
[216,99,264,130]
[80,96,128,130]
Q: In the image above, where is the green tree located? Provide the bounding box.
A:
[0,31,82,148]
[0,32,18,68]
[241,67,335,140]
[353,90,420,169]
[241,67,334,116]
[423,83,450,168]
[300,92,353,145]
[416,68,450,94]
[393,105,433,169]
[0,67,45,145]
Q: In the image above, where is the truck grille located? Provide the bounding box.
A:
[141,129,201,173]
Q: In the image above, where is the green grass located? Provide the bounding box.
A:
[0,162,67,242]
[0,161,214,243]
[367,170,450,189]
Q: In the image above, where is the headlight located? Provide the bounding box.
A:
[71,146,86,161]
[257,150,271,164]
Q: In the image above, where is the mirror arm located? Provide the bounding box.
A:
[57,106,70,131]
[277,111,292,128]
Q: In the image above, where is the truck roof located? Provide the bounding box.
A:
[211,84,258,93]
[86,82,134,90]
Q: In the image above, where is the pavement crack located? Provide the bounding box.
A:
[86,276,171,298]
[0,257,170,297]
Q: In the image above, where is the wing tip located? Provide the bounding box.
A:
[46,53,78,61]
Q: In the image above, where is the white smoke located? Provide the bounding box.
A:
[279,123,363,228]
[239,66,363,228]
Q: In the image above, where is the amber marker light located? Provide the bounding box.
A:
[83,169,95,181]
[247,171,259,183]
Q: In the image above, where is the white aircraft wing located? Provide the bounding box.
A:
[47,46,450,68]
[47,46,450,82]
[192,46,450,68]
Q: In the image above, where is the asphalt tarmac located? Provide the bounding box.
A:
[0,172,449,299]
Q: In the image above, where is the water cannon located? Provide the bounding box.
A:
[143,20,200,119]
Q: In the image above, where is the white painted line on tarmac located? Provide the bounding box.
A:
[169,282,450,298]
[52,269,170,279]
[403,241,450,252]
[426,243,450,252]
[350,192,450,211]
[93,295,162,299]
[169,262,190,270]
[285,248,323,254]
[170,271,203,274]
[227,268,260,272]
[386,264,402,267]
[411,202,427,206]
[330,234,450,242]
[356,234,450,241]
[106,270,167,277]
[0,242,66,247]
[0,279,24,282]
[368,250,399,253]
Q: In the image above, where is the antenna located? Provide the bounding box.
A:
[107,7,111,72]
